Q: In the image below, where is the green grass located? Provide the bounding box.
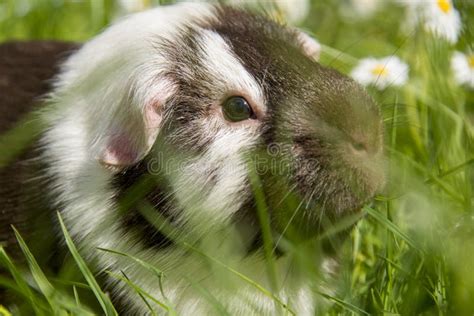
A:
[1,0,473,315]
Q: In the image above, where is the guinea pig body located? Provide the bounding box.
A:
[1,2,384,315]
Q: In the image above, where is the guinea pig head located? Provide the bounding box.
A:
[147,8,385,235]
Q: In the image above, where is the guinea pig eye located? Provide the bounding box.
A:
[222,96,255,122]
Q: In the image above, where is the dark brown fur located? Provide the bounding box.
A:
[0,41,78,132]
[0,41,78,301]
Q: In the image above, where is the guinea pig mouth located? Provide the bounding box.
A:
[303,194,367,229]
[306,197,364,216]
[263,184,369,244]
[294,174,371,216]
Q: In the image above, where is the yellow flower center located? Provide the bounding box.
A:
[371,65,388,77]
[437,0,451,14]
[468,55,474,69]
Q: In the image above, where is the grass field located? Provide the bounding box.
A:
[0,0,473,315]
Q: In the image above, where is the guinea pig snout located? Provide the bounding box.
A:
[343,139,386,199]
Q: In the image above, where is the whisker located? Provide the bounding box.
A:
[272,195,308,253]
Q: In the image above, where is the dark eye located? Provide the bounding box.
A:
[351,141,366,152]
[222,96,255,122]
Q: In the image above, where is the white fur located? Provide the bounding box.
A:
[41,3,328,314]
[197,29,266,110]
[168,126,257,231]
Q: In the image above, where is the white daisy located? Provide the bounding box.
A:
[351,56,409,90]
[401,0,461,44]
[424,0,461,44]
[451,51,474,88]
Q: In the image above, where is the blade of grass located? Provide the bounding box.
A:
[0,305,13,316]
[0,247,48,315]
[57,212,118,316]
[433,158,474,180]
[98,241,228,315]
[317,210,367,241]
[105,270,171,315]
[136,201,187,244]
[50,278,90,290]
[12,226,94,315]
[73,285,80,306]
[182,276,231,316]
[96,247,168,302]
[317,290,370,315]
[248,168,279,292]
[120,271,158,316]
[183,242,295,316]
[97,247,164,279]
[388,148,464,203]
[364,206,423,254]
[0,275,22,297]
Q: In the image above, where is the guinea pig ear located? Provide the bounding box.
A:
[99,100,163,169]
[296,30,321,61]
[98,81,168,170]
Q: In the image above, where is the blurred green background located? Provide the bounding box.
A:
[1,0,474,315]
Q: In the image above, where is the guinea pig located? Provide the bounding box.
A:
[0,2,384,315]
